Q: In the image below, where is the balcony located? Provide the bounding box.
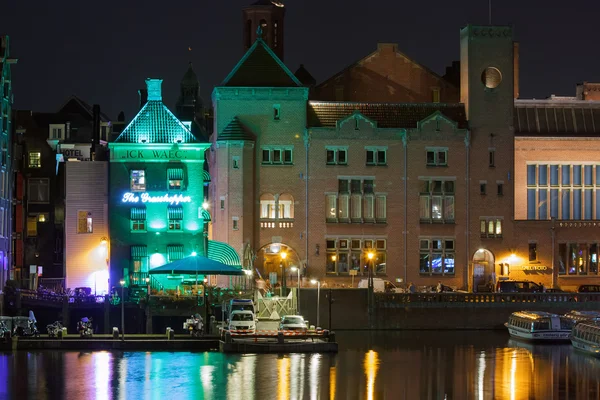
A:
[260,218,294,229]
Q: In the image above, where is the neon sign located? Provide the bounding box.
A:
[122,192,192,205]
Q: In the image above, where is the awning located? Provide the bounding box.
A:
[202,170,211,183]
[167,205,183,220]
[130,207,146,220]
[168,168,184,180]
[149,255,244,276]
[131,245,147,258]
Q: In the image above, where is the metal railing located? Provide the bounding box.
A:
[375,292,600,306]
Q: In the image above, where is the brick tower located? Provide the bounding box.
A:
[242,0,286,60]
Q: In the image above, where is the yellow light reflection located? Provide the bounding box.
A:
[329,366,337,400]
[510,349,517,400]
[364,350,380,400]
[477,351,486,400]
[309,354,321,399]
[278,357,290,400]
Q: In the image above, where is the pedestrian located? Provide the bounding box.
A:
[436,281,443,293]
[408,282,416,294]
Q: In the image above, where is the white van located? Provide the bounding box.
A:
[228,310,256,333]
[358,278,403,293]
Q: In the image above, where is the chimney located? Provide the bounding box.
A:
[146,78,163,101]
[513,42,520,99]
[92,104,101,160]
[138,89,148,110]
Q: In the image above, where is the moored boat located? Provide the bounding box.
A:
[571,322,600,357]
[563,310,600,325]
[505,311,573,341]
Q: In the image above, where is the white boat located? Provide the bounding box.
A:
[505,311,573,341]
[571,322,600,357]
[563,310,600,325]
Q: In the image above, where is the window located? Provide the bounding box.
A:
[77,211,93,234]
[130,170,146,191]
[489,149,495,167]
[168,206,183,231]
[233,156,240,169]
[529,243,537,262]
[426,148,448,166]
[262,147,293,165]
[419,179,455,223]
[419,238,455,275]
[480,218,502,238]
[329,178,385,223]
[232,217,239,230]
[28,178,49,204]
[326,147,347,165]
[131,245,148,274]
[27,215,38,237]
[273,104,280,120]
[130,207,146,232]
[480,182,487,195]
[167,168,183,190]
[220,196,225,210]
[28,152,41,168]
[260,193,294,224]
[527,164,600,220]
[365,147,387,166]
[497,183,504,196]
[326,238,387,275]
[37,213,48,223]
[432,87,440,103]
[558,242,600,276]
[167,245,185,262]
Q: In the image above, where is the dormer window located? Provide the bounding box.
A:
[49,124,65,140]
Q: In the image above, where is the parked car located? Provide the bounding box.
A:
[358,278,403,293]
[577,285,600,293]
[496,280,543,293]
[279,315,308,332]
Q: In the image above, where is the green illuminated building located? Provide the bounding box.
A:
[108,78,240,292]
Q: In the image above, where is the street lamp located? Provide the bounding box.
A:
[119,279,125,341]
[367,252,375,289]
[291,266,301,314]
[280,251,288,297]
[310,279,321,328]
[145,276,150,302]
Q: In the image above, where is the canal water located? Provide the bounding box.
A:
[1,331,600,399]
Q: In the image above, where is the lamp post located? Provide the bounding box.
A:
[280,251,288,297]
[119,279,125,341]
[367,252,375,314]
[310,279,321,328]
[291,266,301,314]
[145,276,150,302]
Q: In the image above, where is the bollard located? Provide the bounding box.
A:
[277,331,284,344]
[112,327,119,339]
[168,329,175,340]
[166,327,171,338]
[57,330,63,340]
[225,331,232,343]
[329,331,336,343]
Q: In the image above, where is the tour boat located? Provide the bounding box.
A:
[505,311,573,341]
[563,310,600,325]
[571,322,600,357]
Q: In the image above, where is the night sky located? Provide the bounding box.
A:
[4,0,600,120]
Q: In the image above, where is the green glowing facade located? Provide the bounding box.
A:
[109,78,240,291]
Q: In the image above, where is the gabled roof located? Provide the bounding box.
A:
[181,62,199,87]
[218,117,256,141]
[295,64,316,86]
[114,100,197,143]
[58,95,111,122]
[514,99,600,136]
[221,38,301,87]
[308,101,468,129]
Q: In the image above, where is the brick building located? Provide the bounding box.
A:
[207,2,600,291]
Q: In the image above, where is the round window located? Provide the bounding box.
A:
[481,67,502,89]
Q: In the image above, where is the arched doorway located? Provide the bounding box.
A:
[472,249,495,292]
[254,242,302,292]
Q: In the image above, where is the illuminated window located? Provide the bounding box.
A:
[130,170,146,191]
[419,179,455,223]
[326,238,387,275]
[167,168,183,190]
[419,238,455,275]
[37,213,48,223]
[130,207,146,232]
[27,215,37,237]
[480,217,502,238]
[28,152,41,168]
[168,205,183,231]
[77,211,93,234]
[131,245,148,275]
[432,87,440,103]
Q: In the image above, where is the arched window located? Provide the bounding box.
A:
[278,193,294,219]
[260,193,276,219]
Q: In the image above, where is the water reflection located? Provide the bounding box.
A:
[2,332,600,399]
